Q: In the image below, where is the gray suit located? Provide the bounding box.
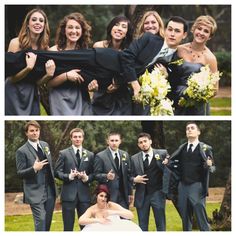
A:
[94,148,132,209]
[130,149,168,231]
[170,142,215,231]
[54,146,94,231]
[16,141,56,231]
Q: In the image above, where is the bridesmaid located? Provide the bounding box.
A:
[47,12,92,115]
[5,8,55,115]
[134,10,164,39]
[132,10,165,115]
[90,15,134,115]
[170,15,218,115]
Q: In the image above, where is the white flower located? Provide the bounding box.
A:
[179,65,221,107]
[137,67,173,116]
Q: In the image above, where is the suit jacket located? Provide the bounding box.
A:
[54,146,94,202]
[168,142,215,197]
[94,148,132,205]
[16,140,56,204]
[121,32,164,82]
[130,149,168,208]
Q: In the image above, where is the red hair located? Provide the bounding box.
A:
[95,184,110,202]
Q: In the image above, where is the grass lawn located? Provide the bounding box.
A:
[5,202,220,231]
[210,97,231,116]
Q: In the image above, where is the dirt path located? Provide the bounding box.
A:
[5,187,225,216]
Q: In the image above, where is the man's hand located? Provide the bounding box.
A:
[88,79,99,92]
[33,158,48,172]
[78,171,89,182]
[206,157,213,167]
[69,168,79,180]
[134,174,149,184]
[107,169,115,180]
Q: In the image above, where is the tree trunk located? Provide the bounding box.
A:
[212,172,231,231]
[141,121,165,148]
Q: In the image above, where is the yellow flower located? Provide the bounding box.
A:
[202,144,208,152]
[122,153,127,161]
[82,150,88,157]
[155,154,160,160]
[43,146,49,155]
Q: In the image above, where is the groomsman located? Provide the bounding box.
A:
[54,128,94,231]
[16,120,56,231]
[130,132,169,231]
[94,132,132,209]
[169,122,215,231]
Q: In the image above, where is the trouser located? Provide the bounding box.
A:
[30,185,55,231]
[178,181,210,231]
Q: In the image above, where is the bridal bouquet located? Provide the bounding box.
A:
[178,65,221,107]
[136,67,174,116]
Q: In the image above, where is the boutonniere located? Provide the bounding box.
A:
[168,58,184,66]
[82,150,88,158]
[43,146,50,155]
[202,144,208,152]
[122,153,127,161]
[155,154,160,160]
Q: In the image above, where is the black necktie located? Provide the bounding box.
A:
[37,144,45,161]
[188,144,193,153]
[114,153,119,169]
[143,154,149,170]
[76,149,81,167]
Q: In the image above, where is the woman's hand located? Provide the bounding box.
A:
[25,52,37,70]
[67,69,84,83]
[45,59,56,77]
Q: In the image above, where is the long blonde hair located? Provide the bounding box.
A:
[18,8,50,50]
[134,11,164,39]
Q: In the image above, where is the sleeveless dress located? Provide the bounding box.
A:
[169,61,210,115]
[49,81,92,115]
[82,215,142,231]
[5,77,40,115]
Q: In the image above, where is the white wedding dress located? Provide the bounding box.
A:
[82,215,142,231]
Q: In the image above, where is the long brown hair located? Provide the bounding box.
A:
[55,12,92,50]
[18,8,50,50]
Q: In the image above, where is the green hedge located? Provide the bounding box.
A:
[215,51,231,87]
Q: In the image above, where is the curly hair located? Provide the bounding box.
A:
[134,11,164,39]
[55,12,92,50]
[18,8,50,50]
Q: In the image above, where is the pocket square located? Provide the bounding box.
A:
[83,157,89,161]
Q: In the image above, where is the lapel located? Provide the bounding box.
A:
[170,143,187,160]
[69,146,78,166]
[153,150,162,168]
[107,148,117,172]
[26,141,38,160]
[199,142,208,161]
[137,152,144,173]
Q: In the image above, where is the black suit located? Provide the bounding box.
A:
[169,142,215,231]
[54,146,94,231]
[16,141,56,231]
[121,32,164,82]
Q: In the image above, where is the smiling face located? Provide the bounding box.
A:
[192,23,212,44]
[143,14,160,35]
[65,19,82,43]
[111,21,128,41]
[97,191,108,204]
[28,11,45,35]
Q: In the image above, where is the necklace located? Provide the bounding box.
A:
[189,43,206,61]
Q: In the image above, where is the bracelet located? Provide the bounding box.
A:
[66,72,68,81]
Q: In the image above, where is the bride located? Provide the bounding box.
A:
[78,184,142,231]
